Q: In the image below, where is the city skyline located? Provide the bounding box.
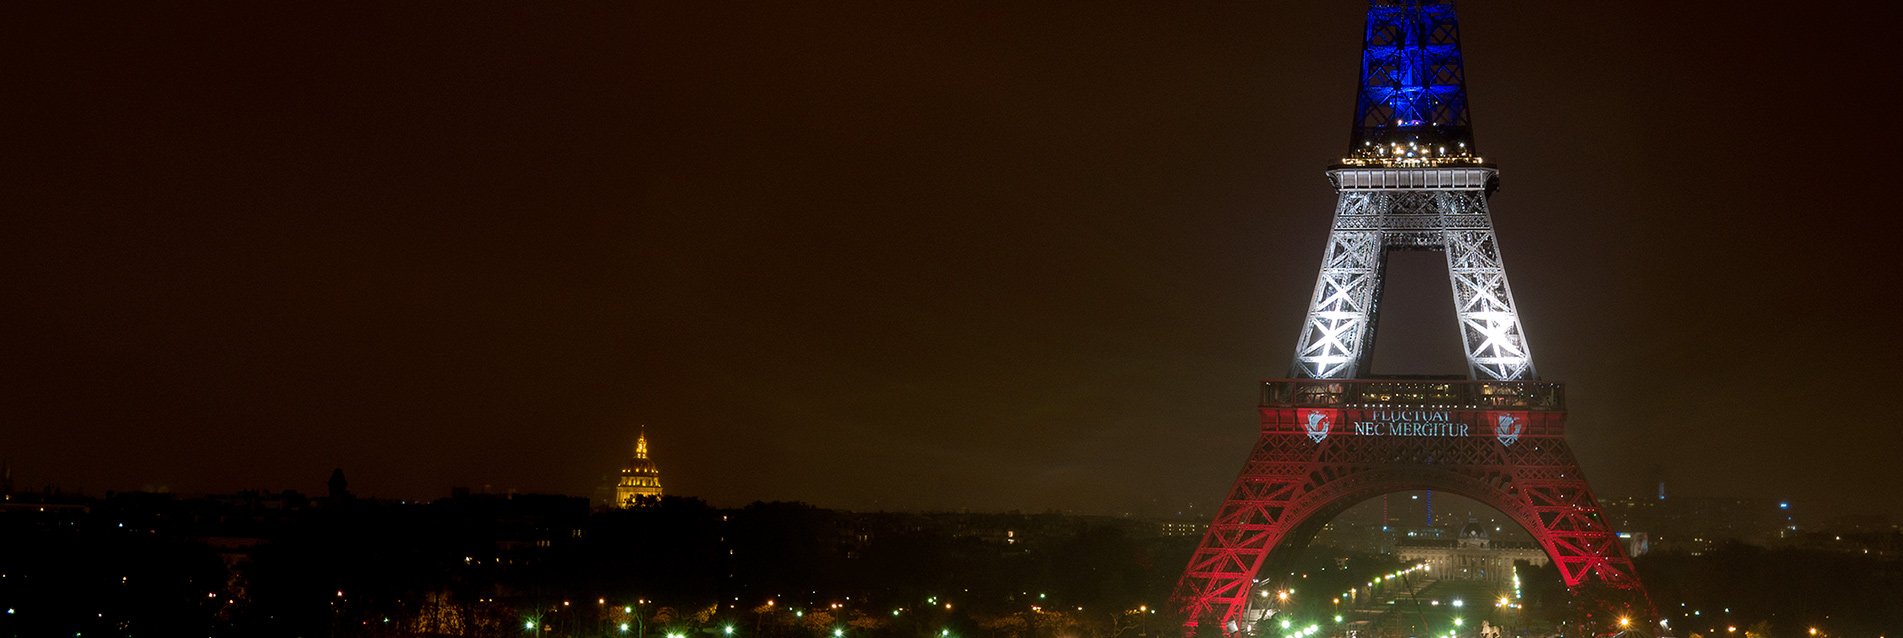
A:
[6,2,1902,521]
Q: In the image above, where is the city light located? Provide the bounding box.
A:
[620,623,631,633]
[525,620,537,630]
[724,625,735,635]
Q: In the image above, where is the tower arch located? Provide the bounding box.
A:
[1173,381,1654,635]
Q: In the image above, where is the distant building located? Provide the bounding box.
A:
[1395,518,1546,584]
[1161,521,1208,538]
[1599,495,1794,553]
[613,429,664,508]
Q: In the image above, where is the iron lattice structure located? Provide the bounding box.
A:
[1173,1,1657,635]
[1172,381,1653,635]
[1291,167,1533,381]
[1349,0,1472,154]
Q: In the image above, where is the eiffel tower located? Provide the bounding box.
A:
[1171,1,1660,635]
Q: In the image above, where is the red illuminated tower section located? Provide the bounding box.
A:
[1170,1,1658,635]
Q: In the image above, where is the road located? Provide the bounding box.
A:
[1343,578,1533,638]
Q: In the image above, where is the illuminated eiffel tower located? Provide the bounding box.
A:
[1171,2,1661,635]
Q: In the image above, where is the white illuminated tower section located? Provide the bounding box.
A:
[1289,1,1533,381]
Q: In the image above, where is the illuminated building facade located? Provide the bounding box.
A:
[613,430,664,508]
[1171,2,1655,634]
[1395,519,1547,584]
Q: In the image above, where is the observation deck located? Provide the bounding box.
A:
[1260,377,1564,411]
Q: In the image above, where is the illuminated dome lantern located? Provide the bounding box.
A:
[614,428,664,508]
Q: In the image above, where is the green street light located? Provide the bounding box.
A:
[724,626,735,636]
[620,623,631,633]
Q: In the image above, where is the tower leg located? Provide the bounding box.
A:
[1292,228,1384,379]
[1441,202,1535,381]
[1174,437,1312,632]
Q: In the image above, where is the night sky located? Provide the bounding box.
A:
[5,3,1900,520]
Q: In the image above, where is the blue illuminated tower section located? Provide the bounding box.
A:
[1350,0,1475,157]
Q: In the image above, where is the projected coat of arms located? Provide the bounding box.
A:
[1297,408,1336,443]
[1489,410,1528,447]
